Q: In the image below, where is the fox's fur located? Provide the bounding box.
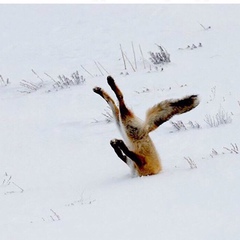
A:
[93,76,199,176]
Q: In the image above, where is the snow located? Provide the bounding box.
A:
[0,4,240,240]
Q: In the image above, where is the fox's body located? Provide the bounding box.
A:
[118,115,162,176]
[93,76,199,177]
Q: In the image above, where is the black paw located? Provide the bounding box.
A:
[107,76,115,88]
[110,139,123,147]
[93,87,103,96]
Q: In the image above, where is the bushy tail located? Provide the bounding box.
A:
[144,95,200,133]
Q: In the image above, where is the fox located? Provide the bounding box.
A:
[93,76,199,177]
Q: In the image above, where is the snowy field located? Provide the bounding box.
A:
[0,4,240,240]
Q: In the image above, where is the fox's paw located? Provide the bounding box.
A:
[110,138,123,147]
[93,87,103,96]
[107,76,116,89]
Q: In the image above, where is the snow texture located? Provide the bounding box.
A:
[0,4,240,240]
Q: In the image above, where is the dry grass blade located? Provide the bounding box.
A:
[223,143,239,154]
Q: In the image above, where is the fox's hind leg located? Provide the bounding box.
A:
[107,76,134,120]
[93,87,120,128]
[110,139,145,168]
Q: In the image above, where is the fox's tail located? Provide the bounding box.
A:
[144,95,200,133]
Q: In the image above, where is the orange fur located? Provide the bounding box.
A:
[93,76,199,176]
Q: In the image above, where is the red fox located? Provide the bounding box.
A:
[93,76,199,176]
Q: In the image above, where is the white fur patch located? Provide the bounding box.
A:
[126,158,139,177]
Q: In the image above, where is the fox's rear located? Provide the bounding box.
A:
[93,76,199,176]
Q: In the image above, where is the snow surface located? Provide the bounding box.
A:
[0,4,240,240]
